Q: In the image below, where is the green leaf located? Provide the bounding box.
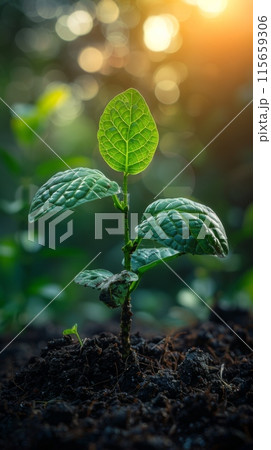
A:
[97,88,159,175]
[136,198,229,257]
[63,323,78,336]
[63,323,83,347]
[130,247,181,274]
[99,271,138,308]
[11,86,70,147]
[29,168,121,221]
[37,85,69,117]
[74,269,113,289]
[75,269,138,309]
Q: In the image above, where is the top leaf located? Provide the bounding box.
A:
[29,167,120,221]
[97,88,159,175]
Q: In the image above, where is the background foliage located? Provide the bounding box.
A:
[0,0,252,334]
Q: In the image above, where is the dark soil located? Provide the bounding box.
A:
[0,318,252,450]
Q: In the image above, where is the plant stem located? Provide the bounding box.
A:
[123,173,131,270]
[120,291,132,359]
[112,194,123,211]
[121,172,132,358]
[75,331,83,348]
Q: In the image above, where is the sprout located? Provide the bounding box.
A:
[63,323,83,347]
[30,89,228,359]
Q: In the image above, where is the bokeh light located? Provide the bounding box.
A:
[154,63,188,85]
[106,44,129,69]
[55,15,77,41]
[105,21,129,47]
[96,0,119,24]
[78,47,104,73]
[143,14,179,52]
[67,10,93,36]
[53,95,83,125]
[197,0,228,17]
[74,75,99,101]
[35,0,60,19]
[155,80,180,105]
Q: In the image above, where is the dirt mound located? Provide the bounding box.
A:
[0,320,252,450]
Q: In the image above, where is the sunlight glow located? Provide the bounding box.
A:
[197,0,228,17]
[183,0,198,4]
[143,15,179,52]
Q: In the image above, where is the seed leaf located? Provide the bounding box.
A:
[130,247,181,274]
[97,88,159,175]
[75,269,138,309]
[136,198,229,257]
[63,323,78,337]
[29,168,121,221]
[63,323,83,347]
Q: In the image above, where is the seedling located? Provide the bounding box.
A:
[63,323,83,347]
[29,88,228,359]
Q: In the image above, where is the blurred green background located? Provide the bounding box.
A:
[0,0,252,335]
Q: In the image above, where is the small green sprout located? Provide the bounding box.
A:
[63,323,83,347]
[29,88,229,359]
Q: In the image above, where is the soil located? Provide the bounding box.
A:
[0,316,252,450]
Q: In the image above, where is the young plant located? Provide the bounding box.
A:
[63,323,83,347]
[29,88,228,359]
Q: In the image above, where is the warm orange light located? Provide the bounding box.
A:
[155,80,180,105]
[183,0,198,4]
[197,0,228,17]
[143,15,179,52]
[78,47,104,73]
[154,63,188,84]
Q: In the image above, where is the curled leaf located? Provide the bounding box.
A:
[136,198,229,257]
[99,271,138,308]
[75,269,138,309]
